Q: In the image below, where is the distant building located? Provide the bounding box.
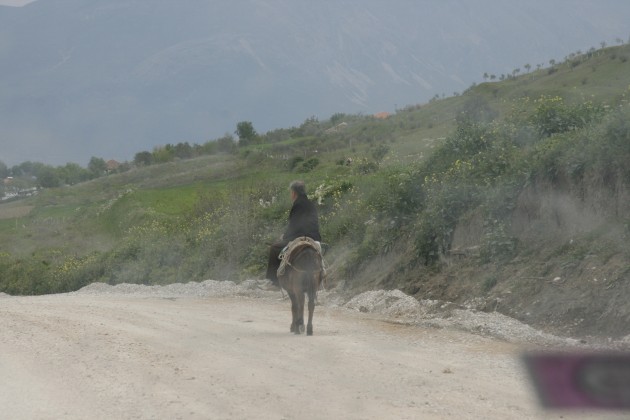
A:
[373,112,390,119]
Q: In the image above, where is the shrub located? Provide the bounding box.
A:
[482,276,498,292]
[371,144,390,162]
[530,95,606,137]
[355,158,379,174]
[479,219,518,262]
[288,156,304,170]
[297,157,320,173]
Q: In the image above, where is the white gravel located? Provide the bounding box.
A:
[75,280,240,298]
[341,289,582,347]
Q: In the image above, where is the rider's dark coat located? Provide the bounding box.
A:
[283,193,321,242]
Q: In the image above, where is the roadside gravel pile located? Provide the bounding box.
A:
[341,289,630,350]
[343,289,439,318]
[72,279,626,349]
[343,289,578,347]
[73,279,272,299]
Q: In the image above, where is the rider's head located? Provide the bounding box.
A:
[289,180,306,201]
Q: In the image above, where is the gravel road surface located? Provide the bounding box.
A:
[1,281,627,419]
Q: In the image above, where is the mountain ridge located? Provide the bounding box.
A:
[1,0,629,165]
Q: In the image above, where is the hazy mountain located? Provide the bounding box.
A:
[1,0,629,166]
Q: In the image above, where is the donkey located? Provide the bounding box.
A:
[278,246,323,335]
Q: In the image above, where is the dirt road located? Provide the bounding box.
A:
[0,289,626,419]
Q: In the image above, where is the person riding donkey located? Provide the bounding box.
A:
[265,180,322,288]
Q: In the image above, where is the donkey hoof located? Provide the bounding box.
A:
[297,324,305,334]
[307,326,313,336]
[290,324,295,333]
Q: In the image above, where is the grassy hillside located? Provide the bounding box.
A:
[2,44,630,339]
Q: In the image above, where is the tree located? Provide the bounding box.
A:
[0,160,8,178]
[10,164,23,176]
[235,121,258,146]
[217,133,236,153]
[12,161,44,178]
[59,163,89,185]
[198,141,217,155]
[37,166,61,188]
[152,145,174,163]
[330,113,346,125]
[524,63,531,73]
[134,151,153,166]
[294,116,320,137]
[88,156,107,178]
[173,142,193,159]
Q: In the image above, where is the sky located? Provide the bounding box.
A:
[0,0,35,6]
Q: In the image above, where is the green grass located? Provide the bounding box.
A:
[132,186,203,215]
[0,218,21,235]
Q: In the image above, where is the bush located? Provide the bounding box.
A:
[288,156,304,170]
[530,95,606,138]
[297,157,320,173]
[482,276,498,292]
[479,220,518,262]
[315,178,363,243]
[355,158,379,174]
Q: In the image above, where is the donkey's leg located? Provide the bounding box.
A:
[296,290,305,334]
[288,290,298,333]
[307,291,315,336]
[307,271,321,336]
[306,273,317,335]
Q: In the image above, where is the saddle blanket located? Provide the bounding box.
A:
[277,236,324,278]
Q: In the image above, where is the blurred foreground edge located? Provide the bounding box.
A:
[523,352,630,409]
